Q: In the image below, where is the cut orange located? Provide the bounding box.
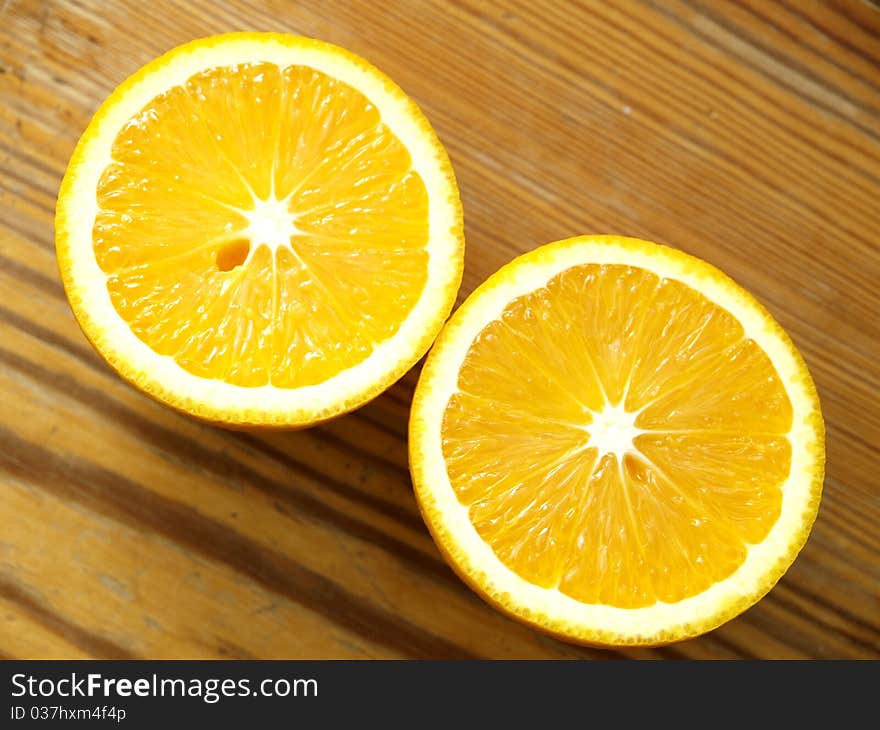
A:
[410,236,824,645]
[56,33,463,426]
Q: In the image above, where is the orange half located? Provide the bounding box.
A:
[410,236,823,645]
[57,33,463,426]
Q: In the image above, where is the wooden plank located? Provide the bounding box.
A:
[0,0,877,659]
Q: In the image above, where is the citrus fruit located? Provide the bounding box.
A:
[56,33,463,426]
[410,236,824,646]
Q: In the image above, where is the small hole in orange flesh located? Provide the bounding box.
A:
[216,239,250,272]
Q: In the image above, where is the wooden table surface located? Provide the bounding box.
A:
[1,0,878,660]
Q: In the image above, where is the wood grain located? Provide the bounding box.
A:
[1,0,878,659]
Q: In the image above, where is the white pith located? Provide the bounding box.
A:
[583,402,642,461]
[412,237,822,643]
[242,195,305,254]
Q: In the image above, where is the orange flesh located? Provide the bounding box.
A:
[441,264,793,607]
[94,63,429,387]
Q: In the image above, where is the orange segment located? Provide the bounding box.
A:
[557,454,656,608]
[443,390,597,588]
[456,287,606,421]
[634,433,789,544]
[274,66,383,202]
[636,339,794,432]
[623,277,744,411]
[183,63,284,201]
[93,162,249,272]
[93,62,429,388]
